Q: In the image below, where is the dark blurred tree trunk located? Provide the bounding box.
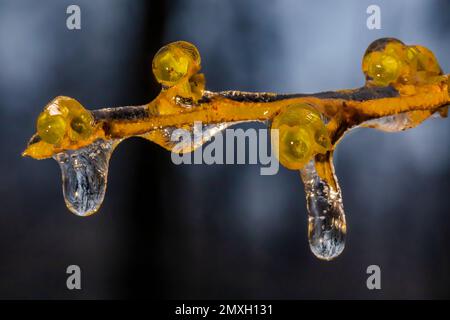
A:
[119,0,169,299]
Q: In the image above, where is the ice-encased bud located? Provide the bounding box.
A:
[152,41,201,86]
[271,103,331,170]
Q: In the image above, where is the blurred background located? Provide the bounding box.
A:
[0,0,449,299]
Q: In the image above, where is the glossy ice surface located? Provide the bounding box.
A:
[23,38,449,260]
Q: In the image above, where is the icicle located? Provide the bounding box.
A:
[53,139,120,216]
[300,160,347,260]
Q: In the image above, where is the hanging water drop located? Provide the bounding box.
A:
[53,139,120,216]
[300,161,347,260]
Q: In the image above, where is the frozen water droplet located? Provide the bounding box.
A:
[300,161,346,260]
[53,139,120,216]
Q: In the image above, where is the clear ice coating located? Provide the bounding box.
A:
[53,139,119,216]
[300,161,347,260]
[361,111,429,132]
[143,121,247,152]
